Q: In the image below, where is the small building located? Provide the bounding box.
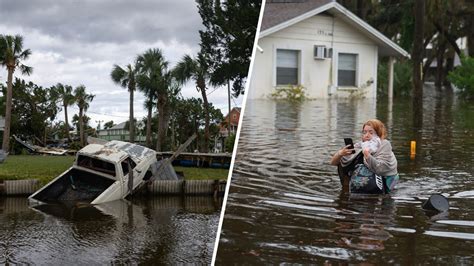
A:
[98,121,128,141]
[98,121,146,143]
[249,0,409,100]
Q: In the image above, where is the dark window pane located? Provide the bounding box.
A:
[338,70,356,86]
[277,67,298,85]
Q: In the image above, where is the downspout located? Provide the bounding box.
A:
[328,14,336,96]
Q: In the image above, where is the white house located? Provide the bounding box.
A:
[249,0,410,99]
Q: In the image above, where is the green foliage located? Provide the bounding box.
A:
[448,56,474,98]
[197,0,262,96]
[224,133,236,153]
[168,97,224,152]
[103,120,115,129]
[377,60,413,97]
[270,84,307,102]
[0,79,60,140]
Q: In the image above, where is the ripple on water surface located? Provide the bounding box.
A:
[217,96,474,264]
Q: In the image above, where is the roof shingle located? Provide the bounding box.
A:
[261,0,333,31]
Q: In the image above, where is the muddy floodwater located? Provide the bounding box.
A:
[217,86,474,264]
[0,196,221,264]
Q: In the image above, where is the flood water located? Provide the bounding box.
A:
[0,196,221,264]
[216,85,474,264]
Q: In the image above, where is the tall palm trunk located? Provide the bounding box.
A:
[146,105,152,148]
[199,86,210,153]
[2,67,14,151]
[156,95,167,152]
[412,0,425,128]
[129,87,135,142]
[79,108,84,146]
[63,101,70,140]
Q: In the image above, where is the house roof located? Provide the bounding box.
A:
[260,0,409,58]
[224,107,241,118]
[109,121,127,130]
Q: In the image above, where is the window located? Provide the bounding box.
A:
[121,158,137,176]
[276,49,299,85]
[338,53,357,86]
[77,155,116,176]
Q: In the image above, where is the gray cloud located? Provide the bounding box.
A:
[0,0,202,46]
[0,0,242,127]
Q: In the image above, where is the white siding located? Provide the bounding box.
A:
[249,14,378,99]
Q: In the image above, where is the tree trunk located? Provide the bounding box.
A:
[79,108,84,147]
[2,68,14,152]
[435,42,446,89]
[356,0,368,20]
[412,0,425,129]
[171,117,176,150]
[468,19,474,57]
[200,86,210,153]
[156,95,167,152]
[129,88,135,143]
[146,105,152,148]
[443,50,455,89]
[64,102,70,141]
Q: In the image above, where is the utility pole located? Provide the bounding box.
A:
[227,80,231,152]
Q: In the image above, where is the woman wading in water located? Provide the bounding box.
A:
[330,119,399,194]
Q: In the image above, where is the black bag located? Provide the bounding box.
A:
[349,163,384,194]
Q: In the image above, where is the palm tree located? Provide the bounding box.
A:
[136,48,169,151]
[52,83,75,140]
[0,34,33,151]
[143,95,155,148]
[111,63,137,142]
[174,52,212,152]
[74,85,95,147]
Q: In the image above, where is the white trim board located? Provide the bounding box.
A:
[260,1,409,58]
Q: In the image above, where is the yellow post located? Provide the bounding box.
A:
[410,140,416,158]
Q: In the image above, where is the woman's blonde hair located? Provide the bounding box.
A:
[363,119,387,139]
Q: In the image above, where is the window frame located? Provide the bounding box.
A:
[274,48,302,86]
[336,52,359,88]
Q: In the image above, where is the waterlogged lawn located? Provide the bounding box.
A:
[0,155,229,185]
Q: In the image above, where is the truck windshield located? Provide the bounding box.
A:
[77,155,116,177]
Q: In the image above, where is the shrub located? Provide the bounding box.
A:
[225,133,235,153]
[448,56,474,98]
[270,84,307,102]
[377,60,412,97]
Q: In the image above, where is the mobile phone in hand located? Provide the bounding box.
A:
[344,138,355,153]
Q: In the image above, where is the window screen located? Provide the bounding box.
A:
[338,53,357,86]
[277,49,299,85]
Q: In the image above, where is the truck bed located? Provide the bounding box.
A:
[31,168,115,203]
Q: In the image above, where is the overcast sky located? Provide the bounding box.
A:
[0,0,243,128]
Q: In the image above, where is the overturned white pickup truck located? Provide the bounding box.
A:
[29,140,177,205]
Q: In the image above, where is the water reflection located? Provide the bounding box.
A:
[217,87,474,264]
[0,196,221,264]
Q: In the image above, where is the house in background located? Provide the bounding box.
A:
[97,121,146,143]
[249,0,409,100]
[219,107,241,137]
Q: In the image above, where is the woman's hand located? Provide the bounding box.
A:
[338,144,354,157]
[363,147,371,158]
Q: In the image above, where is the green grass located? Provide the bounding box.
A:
[0,155,229,185]
[174,166,229,180]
